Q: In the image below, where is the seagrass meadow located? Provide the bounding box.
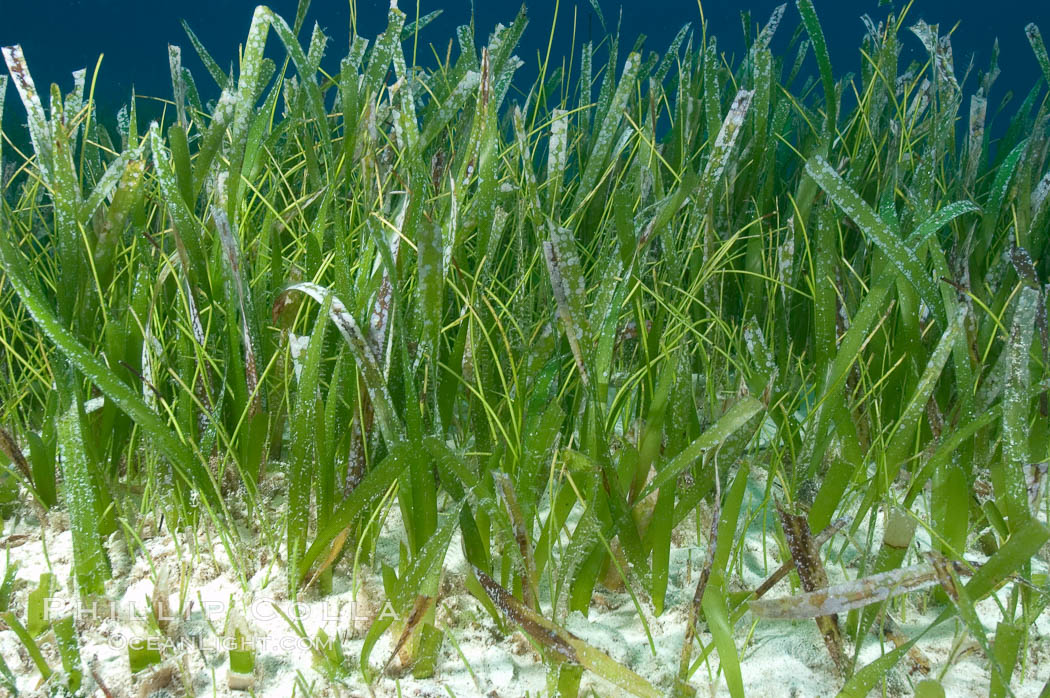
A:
[0,0,1049,695]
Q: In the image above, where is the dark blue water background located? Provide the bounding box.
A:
[2,0,1048,148]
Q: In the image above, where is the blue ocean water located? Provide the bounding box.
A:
[1,0,1048,141]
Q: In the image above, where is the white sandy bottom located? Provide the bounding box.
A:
[3,482,1049,697]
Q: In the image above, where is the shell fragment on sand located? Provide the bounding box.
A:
[750,554,963,620]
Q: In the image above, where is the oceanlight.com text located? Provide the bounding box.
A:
[104,633,358,653]
[43,597,397,625]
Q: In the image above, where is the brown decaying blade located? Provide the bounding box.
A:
[776,505,846,673]
[384,594,435,674]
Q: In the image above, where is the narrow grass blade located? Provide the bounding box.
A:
[654,24,691,85]
[947,518,1048,605]
[0,75,7,167]
[543,236,590,385]
[796,0,836,134]
[149,123,207,285]
[837,639,920,698]
[884,306,967,469]
[908,201,980,249]
[755,4,787,51]
[214,207,262,414]
[494,473,540,609]
[80,139,147,223]
[363,6,406,101]
[416,214,444,366]
[168,45,186,127]
[989,622,1023,698]
[24,573,51,637]
[401,9,443,41]
[979,138,1026,247]
[390,501,463,613]
[230,7,271,148]
[181,20,230,89]
[0,653,14,695]
[418,68,480,151]
[225,6,272,211]
[546,108,569,210]
[965,95,987,188]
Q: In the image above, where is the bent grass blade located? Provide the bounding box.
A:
[281,282,405,444]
